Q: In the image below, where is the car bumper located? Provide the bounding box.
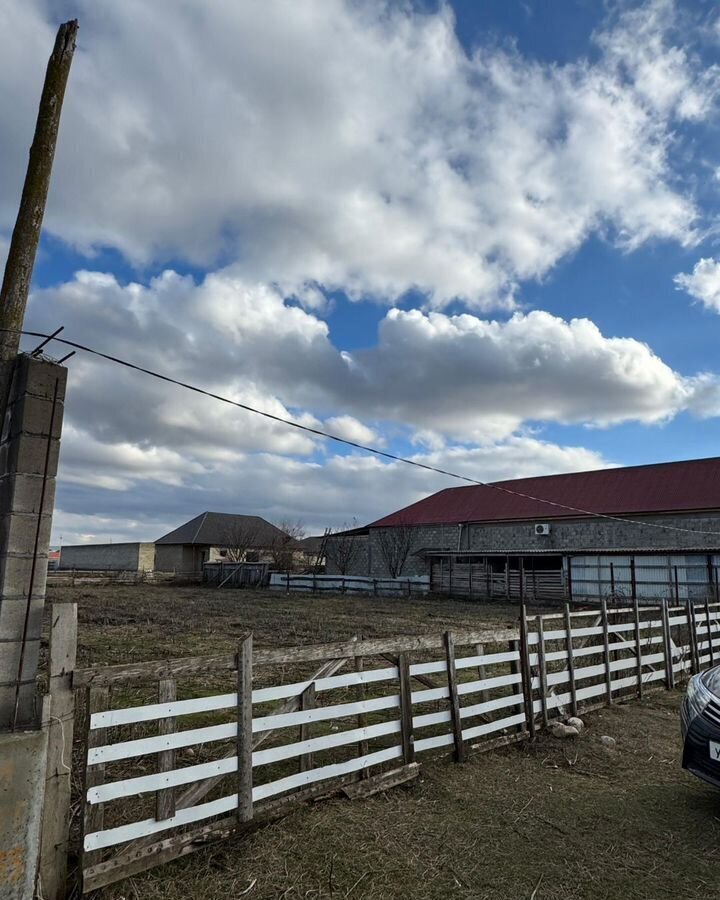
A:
[682,698,720,789]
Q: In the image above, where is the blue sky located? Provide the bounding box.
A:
[3,0,720,543]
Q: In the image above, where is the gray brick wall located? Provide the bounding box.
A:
[464,512,720,553]
[59,542,155,571]
[326,511,720,577]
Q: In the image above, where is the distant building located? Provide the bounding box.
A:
[59,542,155,572]
[325,456,720,603]
[154,512,288,574]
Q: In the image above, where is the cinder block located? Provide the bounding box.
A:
[0,512,53,557]
[0,555,49,598]
[5,394,64,441]
[0,433,61,478]
[0,474,56,516]
[18,355,68,403]
[0,595,44,643]
[0,637,40,684]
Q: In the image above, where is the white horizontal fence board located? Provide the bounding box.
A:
[88,721,237,765]
[84,793,238,852]
[462,712,526,742]
[253,694,399,732]
[91,692,237,729]
[253,744,403,802]
[413,709,452,729]
[460,692,525,720]
[414,732,455,753]
[88,756,237,804]
[252,719,402,767]
[455,650,519,670]
[410,659,447,677]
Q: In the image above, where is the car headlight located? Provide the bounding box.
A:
[686,674,712,721]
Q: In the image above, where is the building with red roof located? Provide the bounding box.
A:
[325,456,720,602]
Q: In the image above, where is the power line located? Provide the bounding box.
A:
[6,326,720,538]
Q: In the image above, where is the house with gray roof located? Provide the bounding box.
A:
[154,512,288,573]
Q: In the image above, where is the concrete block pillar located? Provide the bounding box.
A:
[0,354,66,730]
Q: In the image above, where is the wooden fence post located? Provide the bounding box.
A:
[535,615,549,727]
[40,602,77,900]
[475,643,488,705]
[354,656,369,777]
[633,597,643,699]
[156,678,177,820]
[443,633,465,762]
[81,686,110,878]
[661,602,674,689]
[397,653,415,764]
[563,603,577,717]
[685,599,697,675]
[508,639,524,733]
[518,605,536,738]
[601,598,612,705]
[705,598,715,668]
[236,634,253,824]
[299,684,316,772]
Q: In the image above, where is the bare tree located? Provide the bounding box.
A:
[375,522,415,578]
[221,522,259,562]
[270,519,306,571]
[325,521,362,575]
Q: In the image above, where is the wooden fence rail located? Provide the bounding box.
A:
[41,601,720,896]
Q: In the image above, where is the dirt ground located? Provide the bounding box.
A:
[47,585,720,900]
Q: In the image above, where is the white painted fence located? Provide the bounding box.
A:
[70,601,720,893]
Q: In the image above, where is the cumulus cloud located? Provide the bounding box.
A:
[674,257,720,311]
[52,436,610,544]
[26,269,720,453]
[2,0,714,308]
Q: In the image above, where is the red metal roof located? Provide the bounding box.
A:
[369,457,720,528]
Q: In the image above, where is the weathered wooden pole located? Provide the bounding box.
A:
[0,19,78,414]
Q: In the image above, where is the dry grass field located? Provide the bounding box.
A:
[45,584,720,900]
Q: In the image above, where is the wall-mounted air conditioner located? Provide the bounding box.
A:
[534,523,550,536]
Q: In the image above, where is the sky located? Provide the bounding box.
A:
[3,0,720,544]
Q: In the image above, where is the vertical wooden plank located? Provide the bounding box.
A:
[601,598,612,705]
[686,599,699,674]
[563,603,578,717]
[630,558,637,601]
[535,615,549,727]
[474,643,488,705]
[508,639,524,733]
[518,604,535,738]
[155,678,177,820]
[81,686,110,877]
[705,597,715,667]
[661,601,674,689]
[40,602,77,900]
[236,633,253,824]
[567,556,573,603]
[633,597,643,699]
[674,566,680,605]
[299,683,316,772]
[354,656,369,777]
[505,556,510,601]
[443,633,465,762]
[397,653,415,764]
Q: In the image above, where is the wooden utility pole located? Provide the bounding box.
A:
[0,19,78,415]
[0,20,77,730]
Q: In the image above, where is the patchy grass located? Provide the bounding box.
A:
[47,583,535,668]
[46,585,720,899]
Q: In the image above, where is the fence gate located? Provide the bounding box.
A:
[60,600,720,894]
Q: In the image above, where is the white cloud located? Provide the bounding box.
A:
[27,269,720,452]
[1,0,714,308]
[674,257,720,311]
[52,436,610,543]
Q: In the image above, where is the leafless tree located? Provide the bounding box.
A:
[375,522,415,578]
[325,520,362,575]
[221,522,259,562]
[270,519,306,571]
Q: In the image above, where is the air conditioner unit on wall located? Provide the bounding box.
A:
[535,523,550,536]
